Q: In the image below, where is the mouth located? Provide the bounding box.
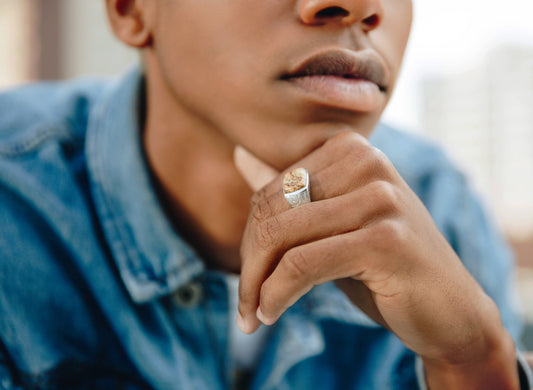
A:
[280,49,389,112]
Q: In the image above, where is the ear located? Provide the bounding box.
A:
[105,0,153,48]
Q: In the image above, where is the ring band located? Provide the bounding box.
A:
[283,168,311,208]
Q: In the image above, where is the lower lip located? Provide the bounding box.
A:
[283,75,384,112]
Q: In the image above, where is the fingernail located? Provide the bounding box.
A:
[237,313,249,334]
[256,307,266,324]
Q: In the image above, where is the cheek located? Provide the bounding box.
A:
[153,5,271,113]
[155,20,230,89]
[153,1,274,87]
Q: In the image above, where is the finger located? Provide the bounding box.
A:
[255,227,385,326]
[253,131,374,200]
[240,191,371,332]
[239,180,402,329]
[241,179,399,277]
[234,145,279,191]
[240,152,396,247]
[244,139,396,224]
[311,142,397,199]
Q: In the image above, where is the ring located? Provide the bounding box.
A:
[283,168,311,208]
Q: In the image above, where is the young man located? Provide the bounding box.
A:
[0,0,531,389]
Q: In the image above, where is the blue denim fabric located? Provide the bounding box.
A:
[0,67,527,390]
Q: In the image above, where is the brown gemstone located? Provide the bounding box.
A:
[283,168,307,193]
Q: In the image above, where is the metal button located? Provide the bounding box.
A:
[172,281,203,308]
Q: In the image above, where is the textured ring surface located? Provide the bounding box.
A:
[283,168,311,208]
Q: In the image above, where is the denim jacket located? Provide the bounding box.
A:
[0,68,531,390]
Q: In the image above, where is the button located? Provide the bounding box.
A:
[172,281,203,308]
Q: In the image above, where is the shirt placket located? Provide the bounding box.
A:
[166,273,231,390]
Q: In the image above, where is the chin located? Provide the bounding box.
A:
[243,121,370,170]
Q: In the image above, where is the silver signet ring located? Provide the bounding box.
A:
[283,168,311,208]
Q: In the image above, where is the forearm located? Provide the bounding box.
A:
[422,328,520,390]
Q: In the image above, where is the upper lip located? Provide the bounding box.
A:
[281,49,389,92]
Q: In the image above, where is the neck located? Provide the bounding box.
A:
[142,57,253,273]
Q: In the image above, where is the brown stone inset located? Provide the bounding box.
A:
[283,168,307,194]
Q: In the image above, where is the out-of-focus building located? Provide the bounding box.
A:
[0,0,136,89]
[422,46,533,239]
[0,0,35,88]
[422,48,533,349]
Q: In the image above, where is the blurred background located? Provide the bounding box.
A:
[1,0,532,348]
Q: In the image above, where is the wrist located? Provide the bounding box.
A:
[422,327,520,390]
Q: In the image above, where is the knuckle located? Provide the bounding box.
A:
[369,180,400,214]
[283,248,312,281]
[371,147,395,174]
[370,219,406,247]
[259,283,275,314]
[250,186,268,211]
[360,146,394,178]
[255,216,283,251]
[250,189,274,223]
[335,130,368,147]
[325,131,368,156]
[369,145,388,161]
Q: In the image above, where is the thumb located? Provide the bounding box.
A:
[234,146,279,192]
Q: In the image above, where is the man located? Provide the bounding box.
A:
[0,0,531,389]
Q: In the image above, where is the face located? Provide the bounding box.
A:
[147,0,413,169]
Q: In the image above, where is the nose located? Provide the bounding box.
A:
[298,0,383,30]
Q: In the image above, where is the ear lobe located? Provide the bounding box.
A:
[105,0,153,48]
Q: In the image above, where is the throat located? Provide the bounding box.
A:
[167,195,247,274]
[144,127,253,274]
[142,60,253,273]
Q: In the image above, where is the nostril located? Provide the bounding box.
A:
[362,14,379,28]
[315,6,349,19]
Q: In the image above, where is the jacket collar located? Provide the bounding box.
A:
[86,67,204,303]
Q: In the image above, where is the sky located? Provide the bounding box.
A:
[382,0,533,132]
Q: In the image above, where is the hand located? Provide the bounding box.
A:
[235,132,519,389]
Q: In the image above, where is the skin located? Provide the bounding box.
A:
[106,0,521,388]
